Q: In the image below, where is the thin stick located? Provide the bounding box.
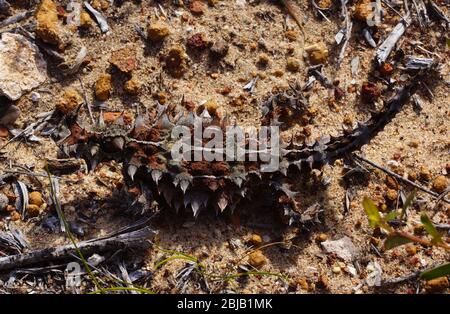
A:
[393,231,450,250]
[0,226,156,271]
[382,270,421,285]
[78,77,95,124]
[354,154,450,205]
[0,10,33,29]
[280,0,306,51]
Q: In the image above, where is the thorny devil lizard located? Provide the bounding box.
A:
[50,63,440,225]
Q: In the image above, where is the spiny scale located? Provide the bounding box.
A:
[54,76,427,224]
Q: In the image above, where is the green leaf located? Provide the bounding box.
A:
[384,234,413,250]
[420,213,442,244]
[154,254,199,269]
[400,189,416,219]
[420,263,450,280]
[362,197,383,228]
[384,211,399,221]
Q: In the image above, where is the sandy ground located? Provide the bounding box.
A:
[0,0,449,294]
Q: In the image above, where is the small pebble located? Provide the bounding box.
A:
[385,176,398,189]
[425,277,449,292]
[248,250,267,268]
[29,191,44,207]
[124,77,140,95]
[332,266,341,274]
[55,88,83,114]
[95,74,112,101]
[109,47,138,73]
[272,69,284,77]
[361,82,380,102]
[210,40,229,59]
[70,221,85,237]
[284,30,298,41]
[298,277,309,290]
[316,274,329,289]
[385,189,398,201]
[79,11,93,29]
[164,45,189,78]
[147,22,170,42]
[36,0,65,47]
[408,171,418,181]
[187,33,209,50]
[305,43,328,65]
[419,166,432,181]
[408,140,420,148]
[316,233,328,242]
[10,210,20,221]
[405,245,417,256]
[379,62,394,76]
[26,204,40,218]
[250,234,263,246]
[432,176,448,193]
[190,1,206,15]
[91,0,109,11]
[353,0,373,22]
[257,53,270,66]
[286,57,300,72]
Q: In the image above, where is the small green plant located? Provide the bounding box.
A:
[362,196,450,280]
[154,247,288,285]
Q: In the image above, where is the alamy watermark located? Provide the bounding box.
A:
[365,0,383,27]
[65,262,82,291]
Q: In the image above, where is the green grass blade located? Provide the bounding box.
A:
[400,190,416,220]
[89,286,155,294]
[420,213,443,244]
[384,234,413,250]
[362,197,383,228]
[420,263,450,280]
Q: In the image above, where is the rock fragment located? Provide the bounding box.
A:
[109,47,138,73]
[250,234,263,246]
[248,250,267,268]
[29,191,44,207]
[190,1,206,15]
[361,82,380,102]
[286,57,300,72]
[433,176,448,193]
[26,204,40,218]
[124,77,140,95]
[95,74,112,101]
[36,0,66,47]
[210,40,229,59]
[321,236,359,262]
[419,166,432,181]
[79,11,94,29]
[425,277,449,292]
[187,33,209,50]
[305,43,329,65]
[353,0,373,23]
[147,22,170,42]
[164,45,189,78]
[55,88,83,114]
[0,33,47,100]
